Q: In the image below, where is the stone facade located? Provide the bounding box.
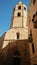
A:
[1,40,31,65]
[28,0,37,65]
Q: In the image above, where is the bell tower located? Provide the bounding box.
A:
[10,1,27,28]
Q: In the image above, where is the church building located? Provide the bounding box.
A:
[0,1,31,65]
[0,0,37,65]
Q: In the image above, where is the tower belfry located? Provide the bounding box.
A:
[10,1,27,28]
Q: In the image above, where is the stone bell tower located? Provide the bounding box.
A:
[10,1,27,28]
[2,1,31,65]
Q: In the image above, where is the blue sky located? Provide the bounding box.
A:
[0,0,30,37]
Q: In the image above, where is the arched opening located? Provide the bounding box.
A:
[18,6,21,9]
[24,7,26,10]
[13,50,20,65]
[17,12,21,17]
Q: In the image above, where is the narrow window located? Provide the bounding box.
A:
[36,11,37,16]
[18,6,21,9]
[24,7,26,10]
[28,30,32,43]
[17,12,21,17]
[33,14,35,18]
[17,33,20,39]
[32,43,35,53]
[33,0,36,4]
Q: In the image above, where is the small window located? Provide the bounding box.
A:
[32,43,35,53]
[17,12,21,17]
[36,11,37,16]
[18,6,21,9]
[24,7,26,10]
[33,11,37,28]
[33,0,36,4]
[28,30,32,43]
[17,33,20,39]
[33,14,35,18]
[32,19,34,22]
[34,22,37,28]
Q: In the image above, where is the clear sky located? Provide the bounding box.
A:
[0,0,30,37]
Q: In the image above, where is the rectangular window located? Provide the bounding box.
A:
[33,0,36,4]
[17,33,19,39]
[32,43,35,53]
